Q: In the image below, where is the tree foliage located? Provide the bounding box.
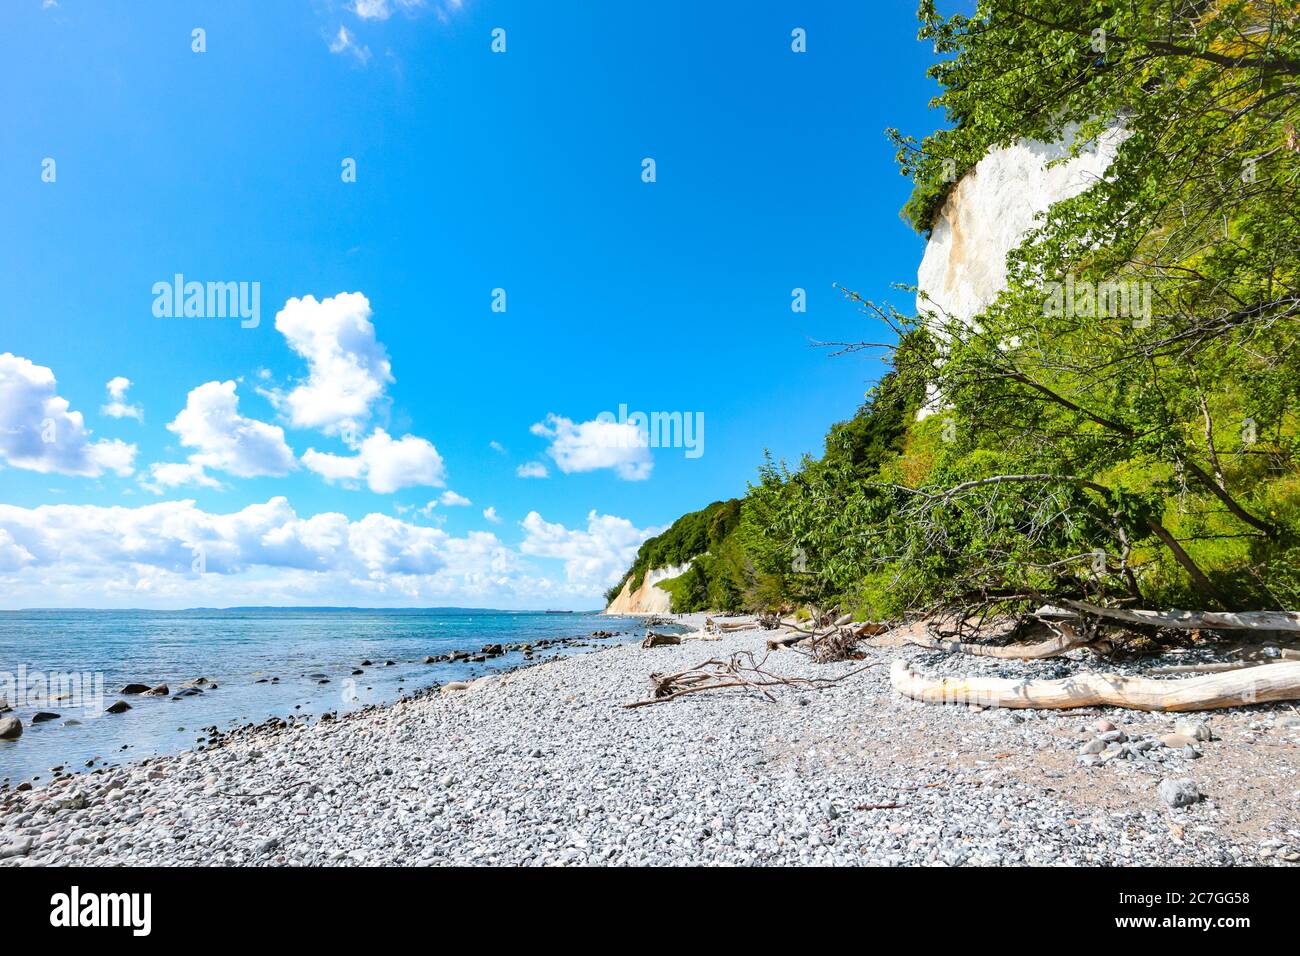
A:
[609,1,1300,617]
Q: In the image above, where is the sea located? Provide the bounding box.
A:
[0,607,660,786]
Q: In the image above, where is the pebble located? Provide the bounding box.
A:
[0,620,1290,868]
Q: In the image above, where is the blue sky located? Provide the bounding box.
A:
[0,0,944,609]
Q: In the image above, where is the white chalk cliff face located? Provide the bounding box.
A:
[604,561,691,615]
[916,124,1125,325]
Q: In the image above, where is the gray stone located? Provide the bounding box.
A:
[0,837,33,859]
[1158,779,1200,808]
[0,715,21,740]
[1174,719,1212,742]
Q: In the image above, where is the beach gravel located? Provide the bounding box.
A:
[2,615,1298,867]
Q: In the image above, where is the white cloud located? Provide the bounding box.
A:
[143,381,296,492]
[303,427,445,494]
[329,25,372,65]
[0,497,657,609]
[142,461,223,493]
[489,440,506,454]
[352,0,427,18]
[271,292,393,438]
[482,506,501,523]
[352,0,391,19]
[530,413,652,481]
[0,497,525,608]
[520,510,661,591]
[516,461,549,479]
[101,376,143,422]
[0,353,137,478]
[439,490,471,506]
[0,528,35,572]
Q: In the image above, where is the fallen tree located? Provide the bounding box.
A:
[1044,600,1300,634]
[891,658,1300,712]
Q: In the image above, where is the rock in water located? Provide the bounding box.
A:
[1158,778,1200,808]
[119,683,150,695]
[0,715,22,740]
[105,700,132,714]
[31,712,60,723]
[144,684,169,696]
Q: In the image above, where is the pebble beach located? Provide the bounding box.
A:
[3,613,1299,867]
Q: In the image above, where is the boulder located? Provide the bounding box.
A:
[1158,778,1200,808]
[31,711,60,723]
[1174,718,1212,741]
[105,700,132,714]
[119,683,151,695]
[143,684,169,696]
[0,715,22,740]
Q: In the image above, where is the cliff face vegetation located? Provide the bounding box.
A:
[610,0,1300,619]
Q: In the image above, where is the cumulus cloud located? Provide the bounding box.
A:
[142,461,223,493]
[303,427,445,494]
[143,381,295,492]
[530,413,652,481]
[0,498,657,608]
[101,377,143,422]
[271,293,393,439]
[0,353,137,477]
[520,510,661,591]
[516,461,549,479]
[439,490,471,506]
[0,497,524,607]
[482,506,501,524]
[0,528,35,573]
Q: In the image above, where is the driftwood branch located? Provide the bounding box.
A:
[625,651,878,708]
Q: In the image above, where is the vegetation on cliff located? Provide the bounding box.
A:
[612,0,1300,618]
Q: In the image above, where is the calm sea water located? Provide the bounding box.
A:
[0,608,654,785]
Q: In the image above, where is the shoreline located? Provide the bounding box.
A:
[0,612,650,789]
[3,612,1298,866]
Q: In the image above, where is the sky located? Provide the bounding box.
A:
[0,0,945,609]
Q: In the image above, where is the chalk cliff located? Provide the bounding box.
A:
[603,562,691,615]
[917,123,1125,325]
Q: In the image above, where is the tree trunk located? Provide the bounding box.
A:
[891,659,1300,711]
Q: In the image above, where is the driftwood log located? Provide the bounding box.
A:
[642,631,682,648]
[891,658,1300,712]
